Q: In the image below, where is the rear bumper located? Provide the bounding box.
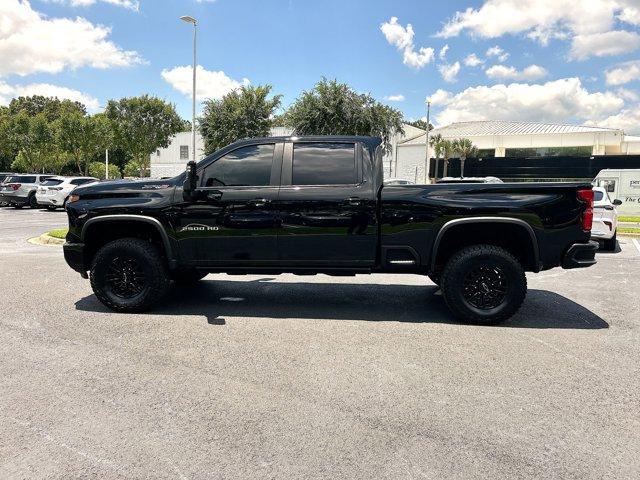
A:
[562,241,598,269]
[0,193,28,205]
[63,241,87,275]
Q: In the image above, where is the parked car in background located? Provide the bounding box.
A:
[0,174,55,208]
[384,178,415,185]
[591,186,621,251]
[0,173,16,206]
[36,176,98,210]
[437,176,504,184]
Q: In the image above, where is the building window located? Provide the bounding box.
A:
[180,145,189,160]
[505,146,592,158]
[156,150,161,156]
[477,149,495,158]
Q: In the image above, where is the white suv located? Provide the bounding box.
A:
[591,186,621,251]
[0,174,55,208]
[36,176,98,210]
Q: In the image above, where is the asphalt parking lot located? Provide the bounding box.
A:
[1,208,639,479]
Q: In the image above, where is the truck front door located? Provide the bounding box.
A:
[176,142,283,265]
[276,141,377,267]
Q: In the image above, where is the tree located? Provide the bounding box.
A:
[106,95,184,177]
[57,112,114,175]
[9,96,86,122]
[8,112,56,173]
[88,161,120,180]
[285,78,404,152]
[406,119,432,131]
[452,138,478,178]
[199,85,282,155]
[0,107,12,171]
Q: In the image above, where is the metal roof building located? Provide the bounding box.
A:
[390,120,640,183]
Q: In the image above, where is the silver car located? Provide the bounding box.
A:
[0,174,55,208]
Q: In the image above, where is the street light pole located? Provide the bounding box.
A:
[180,15,198,164]
[105,148,109,179]
[424,100,431,183]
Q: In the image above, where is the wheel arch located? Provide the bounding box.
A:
[81,215,176,269]
[430,217,540,273]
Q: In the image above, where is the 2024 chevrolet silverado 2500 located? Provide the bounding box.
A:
[63,136,598,324]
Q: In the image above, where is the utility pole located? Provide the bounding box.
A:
[180,15,198,163]
[424,100,431,183]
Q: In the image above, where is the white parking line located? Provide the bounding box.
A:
[633,238,640,255]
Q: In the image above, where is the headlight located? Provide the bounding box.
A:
[67,195,80,203]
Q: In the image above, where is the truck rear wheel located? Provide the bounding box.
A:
[90,238,170,313]
[441,244,527,324]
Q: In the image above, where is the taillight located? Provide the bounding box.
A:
[8,183,21,191]
[577,188,594,231]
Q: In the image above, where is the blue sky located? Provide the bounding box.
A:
[2,0,640,132]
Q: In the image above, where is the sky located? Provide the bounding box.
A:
[1,0,640,132]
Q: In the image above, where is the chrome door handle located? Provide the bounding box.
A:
[346,197,363,206]
[250,198,270,207]
[207,190,223,201]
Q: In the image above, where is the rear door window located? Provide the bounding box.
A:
[292,143,356,185]
[5,175,36,183]
[42,179,64,186]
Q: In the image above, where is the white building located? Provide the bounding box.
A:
[390,120,640,182]
[150,128,294,178]
[150,131,205,179]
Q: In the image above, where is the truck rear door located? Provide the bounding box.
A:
[276,140,377,267]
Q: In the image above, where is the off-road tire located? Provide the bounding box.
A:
[90,238,170,313]
[603,232,617,252]
[170,269,208,284]
[441,244,527,325]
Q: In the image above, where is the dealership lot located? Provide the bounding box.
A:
[1,208,639,479]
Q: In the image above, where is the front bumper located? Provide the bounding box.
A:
[562,241,598,269]
[63,241,88,275]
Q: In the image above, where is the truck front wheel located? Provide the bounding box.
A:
[441,244,527,324]
[90,238,170,312]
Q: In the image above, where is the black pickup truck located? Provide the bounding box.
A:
[63,136,598,324]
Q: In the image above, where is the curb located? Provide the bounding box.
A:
[28,234,65,246]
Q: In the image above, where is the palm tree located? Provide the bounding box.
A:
[429,133,442,178]
[441,139,454,178]
[452,138,478,178]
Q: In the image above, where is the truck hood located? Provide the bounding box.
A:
[73,178,176,196]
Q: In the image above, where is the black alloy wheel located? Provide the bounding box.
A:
[462,265,508,310]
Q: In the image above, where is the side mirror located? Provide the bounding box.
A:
[182,161,197,200]
[613,199,622,206]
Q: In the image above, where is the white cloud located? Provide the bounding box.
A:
[485,64,548,80]
[570,30,640,60]
[616,87,639,101]
[0,0,143,77]
[438,62,461,83]
[384,94,405,102]
[0,80,100,111]
[605,60,640,85]
[429,77,624,126]
[161,65,250,100]
[428,89,452,104]
[437,0,640,60]
[486,46,509,62]
[464,53,484,67]
[380,17,435,69]
[438,44,450,60]
[44,0,140,11]
[590,107,640,134]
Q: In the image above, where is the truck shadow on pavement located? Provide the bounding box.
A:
[75,278,609,330]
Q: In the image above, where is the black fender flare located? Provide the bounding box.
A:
[81,214,176,268]
[430,216,540,272]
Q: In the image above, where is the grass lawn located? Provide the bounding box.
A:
[48,228,68,239]
[619,216,640,223]
[619,227,640,235]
